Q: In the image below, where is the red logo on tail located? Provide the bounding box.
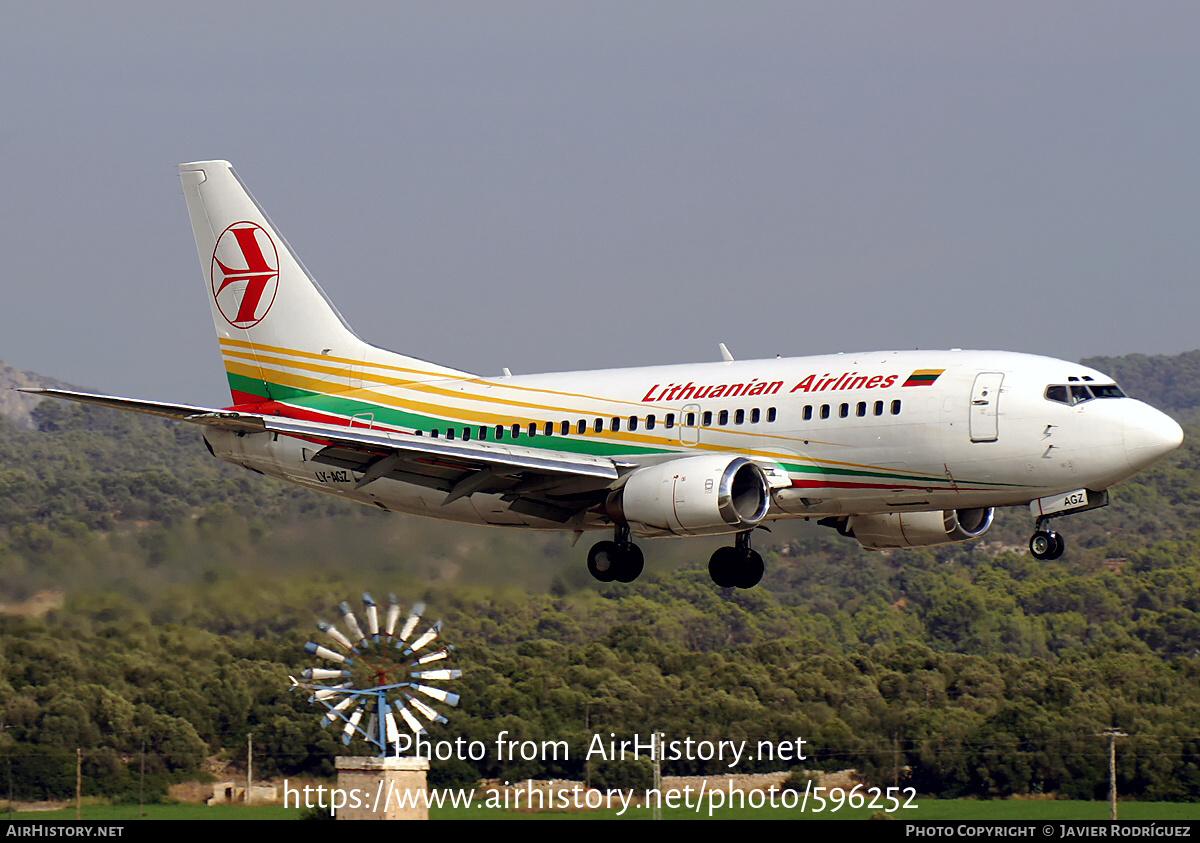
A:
[211,222,279,328]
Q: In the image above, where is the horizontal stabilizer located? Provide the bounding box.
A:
[17,388,267,433]
[24,387,620,481]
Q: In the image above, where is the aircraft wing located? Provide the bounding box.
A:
[19,388,621,520]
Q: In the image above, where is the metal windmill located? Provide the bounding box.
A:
[291,594,461,756]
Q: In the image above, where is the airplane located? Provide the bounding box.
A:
[23,160,1184,589]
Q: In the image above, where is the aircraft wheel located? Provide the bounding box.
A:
[614,543,644,583]
[1030,531,1056,560]
[708,547,741,588]
[587,541,621,582]
[736,549,765,589]
[1045,532,1065,560]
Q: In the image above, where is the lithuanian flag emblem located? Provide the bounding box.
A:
[902,369,944,387]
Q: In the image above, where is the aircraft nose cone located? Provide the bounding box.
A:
[1124,404,1183,472]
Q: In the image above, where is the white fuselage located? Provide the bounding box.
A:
[205,347,1181,532]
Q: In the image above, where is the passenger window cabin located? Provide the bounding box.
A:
[426,395,896,446]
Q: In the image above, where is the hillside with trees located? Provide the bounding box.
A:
[1,352,1199,802]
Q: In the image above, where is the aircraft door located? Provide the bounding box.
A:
[969,372,1004,442]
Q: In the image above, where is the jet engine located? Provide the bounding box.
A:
[606,455,771,538]
[846,507,995,550]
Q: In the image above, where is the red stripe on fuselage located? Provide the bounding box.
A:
[217,400,412,450]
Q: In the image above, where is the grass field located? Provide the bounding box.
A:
[10,798,1200,821]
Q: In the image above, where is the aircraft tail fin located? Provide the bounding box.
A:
[178,160,466,407]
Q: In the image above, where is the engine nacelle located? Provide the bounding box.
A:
[607,455,771,538]
[847,507,995,550]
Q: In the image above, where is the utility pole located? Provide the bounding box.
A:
[652,731,663,821]
[138,739,145,818]
[893,733,900,787]
[584,703,591,791]
[1099,728,1128,821]
[75,748,81,820]
[247,733,253,804]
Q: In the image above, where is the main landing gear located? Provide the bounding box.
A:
[586,526,645,583]
[585,527,767,588]
[708,530,765,589]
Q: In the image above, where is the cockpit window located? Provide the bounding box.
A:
[1045,383,1126,405]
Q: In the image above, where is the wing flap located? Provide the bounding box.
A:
[261,416,619,481]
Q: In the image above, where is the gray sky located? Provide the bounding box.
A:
[2,1,1197,406]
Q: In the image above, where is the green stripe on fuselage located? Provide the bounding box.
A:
[226,373,1028,487]
[227,372,670,458]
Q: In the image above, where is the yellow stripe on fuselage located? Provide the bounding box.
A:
[219,336,711,411]
[221,356,944,481]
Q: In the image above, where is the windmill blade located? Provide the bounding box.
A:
[411,668,461,681]
[317,621,357,653]
[413,647,451,666]
[365,711,379,748]
[302,667,351,681]
[320,696,355,726]
[395,700,425,736]
[385,594,401,638]
[405,693,448,725]
[384,706,401,748]
[362,593,380,640]
[341,702,366,745]
[309,682,353,702]
[338,602,367,644]
[402,621,442,655]
[412,684,460,707]
[305,641,353,666]
[398,602,425,641]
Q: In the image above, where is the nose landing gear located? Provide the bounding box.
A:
[708,530,765,589]
[1026,489,1110,561]
[1029,512,1066,560]
[586,526,645,583]
[1029,528,1065,560]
